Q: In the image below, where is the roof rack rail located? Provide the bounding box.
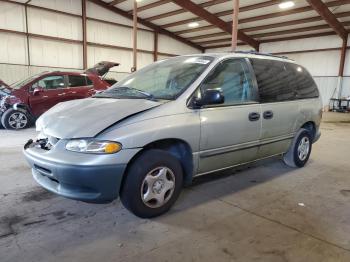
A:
[232,50,290,60]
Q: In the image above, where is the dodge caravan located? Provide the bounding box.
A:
[24,53,322,218]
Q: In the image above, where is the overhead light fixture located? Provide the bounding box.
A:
[278,1,295,9]
[136,0,143,2]
[188,22,199,28]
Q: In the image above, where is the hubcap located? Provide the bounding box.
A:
[8,112,28,129]
[141,167,176,208]
[297,136,310,161]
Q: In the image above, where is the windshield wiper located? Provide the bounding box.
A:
[103,86,157,101]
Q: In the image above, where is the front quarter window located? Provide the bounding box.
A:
[95,56,214,100]
[199,59,257,106]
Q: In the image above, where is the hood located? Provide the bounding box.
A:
[85,61,119,76]
[36,98,161,139]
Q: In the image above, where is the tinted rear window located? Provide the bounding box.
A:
[250,58,295,103]
[284,63,319,99]
[68,75,89,87]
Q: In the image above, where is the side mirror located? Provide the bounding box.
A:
[193,89,224,108]
[33,87,43,96]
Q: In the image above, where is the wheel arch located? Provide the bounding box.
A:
[121,138,194,193]
[300,121,316,140]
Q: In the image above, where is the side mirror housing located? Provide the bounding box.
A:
[193,89,224,108]
[33,87,43,96]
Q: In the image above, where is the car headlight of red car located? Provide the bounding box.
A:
[4,95,21,105]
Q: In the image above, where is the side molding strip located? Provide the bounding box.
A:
[199,134,294,158]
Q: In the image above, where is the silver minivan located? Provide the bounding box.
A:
[24,53,322,218]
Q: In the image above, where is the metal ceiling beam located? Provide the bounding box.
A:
[175,10,350,35]
[109,0,126,6]
[306,0,348,39]
[89,0,204,51]
[163,0,350,29]
[205,32,338,49]
[146,0,230,21]
[171,0,259,50]
[127,0,171,14]
[189,20,350,42]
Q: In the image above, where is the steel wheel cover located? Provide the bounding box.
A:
[141,166,176,208]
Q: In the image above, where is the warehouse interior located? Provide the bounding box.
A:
[1,0,350,261]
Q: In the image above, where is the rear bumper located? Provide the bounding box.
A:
[23,140,139,203]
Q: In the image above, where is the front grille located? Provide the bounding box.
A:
[34,164,51,175]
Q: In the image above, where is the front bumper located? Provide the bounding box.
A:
[23,139,140,203]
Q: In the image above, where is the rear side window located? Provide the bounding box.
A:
[250,58,295,103]
[68,75,91,87]
[285,63,319,99]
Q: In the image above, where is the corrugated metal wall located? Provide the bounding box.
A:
[0,0,200,84]
[1,0,348,108]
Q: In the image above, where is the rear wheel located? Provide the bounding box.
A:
[120,149,183,218]
[1,109,30,130]
[283,128,312,167]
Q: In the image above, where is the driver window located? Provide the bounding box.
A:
[200,59,257,106]
[32,75,65,90]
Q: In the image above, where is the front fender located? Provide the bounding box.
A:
[97,112,201,153]
[13,103,34,117]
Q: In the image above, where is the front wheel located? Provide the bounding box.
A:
[120,149,183,218]
[283,128,312,167]
[1,109,30,130]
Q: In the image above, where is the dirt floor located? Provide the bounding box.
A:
[1,112,350,262]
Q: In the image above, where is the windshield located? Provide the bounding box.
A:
[10,72,46,89]
[94,56,215,100]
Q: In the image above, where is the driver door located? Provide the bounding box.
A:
[197,58,261,174]
[29,75,67,116]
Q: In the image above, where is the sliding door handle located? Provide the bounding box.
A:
[263,110,274,119]
[248,112,260,121]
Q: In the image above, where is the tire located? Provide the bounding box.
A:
[120,149,183,218]
[1,108,30,130]
[283,128,312,168]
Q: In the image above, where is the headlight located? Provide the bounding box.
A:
[65,139,122,154]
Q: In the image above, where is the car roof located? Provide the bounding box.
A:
[43,71,96,77]
[180,52,296,64]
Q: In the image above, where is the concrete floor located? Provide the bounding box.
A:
[1,112,350,262]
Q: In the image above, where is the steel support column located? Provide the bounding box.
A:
[82,0,87,69]
[231,0,239,51]
[132,0,137,72]
[154,31,158,62]
[337,36,348,98]
[25,0,31,66]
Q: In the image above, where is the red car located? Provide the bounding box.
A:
[0,62,118,130]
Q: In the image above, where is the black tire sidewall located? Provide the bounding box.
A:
[293,130,312,167]
[1,108,30,130]
[120,149,183,218]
